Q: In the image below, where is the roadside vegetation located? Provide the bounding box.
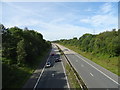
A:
[65,62,81,89]
[54,29,120,76]
[57,46,86,90]
[1,24,51,88]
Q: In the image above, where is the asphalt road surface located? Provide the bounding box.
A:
[34,44,69,89]
[56,44,119,89]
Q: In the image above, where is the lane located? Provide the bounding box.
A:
[35,44,69,88]
[56,44,119,89]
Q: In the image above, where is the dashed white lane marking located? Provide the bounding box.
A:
[52,73,55,77]
[56,44,120,86]
[76,60,78,62]
[75,54,120,85]
[90,73,94,77]
[81,64,84,67]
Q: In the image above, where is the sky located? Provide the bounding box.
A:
[1,2,118,41]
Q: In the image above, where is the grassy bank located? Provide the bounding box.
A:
[2,48,50,88]
[65,60,81,89]
[57,46,82,89]
[59,44,119,76]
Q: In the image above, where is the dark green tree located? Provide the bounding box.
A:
[17,39,27,65]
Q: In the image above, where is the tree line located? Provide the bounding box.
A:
[55,29,120,57]
[1,24,51,66]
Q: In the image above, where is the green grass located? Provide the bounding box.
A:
[65,59,81,89]
[57,45,81,89]
[2,48,50,88]
[60,44,119,76]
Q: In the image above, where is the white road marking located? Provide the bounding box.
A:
[90,73,94,77]
[33,53,51,90]
[61,61,70,88]
[66,55,86,89]
[76,60,78,62]
[81,64,84,67]
[57,44,120,87]
[52,73,55,77]
[75,54,120,85]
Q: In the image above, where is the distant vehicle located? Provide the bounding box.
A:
[55,58,61,62]
[51,53,55,56]
[46,62,51,68]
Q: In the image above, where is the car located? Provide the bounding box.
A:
[51,53,55,56]
[45,62,51,68]
[55,58,61,62]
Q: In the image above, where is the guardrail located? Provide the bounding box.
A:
[56,45,88,90]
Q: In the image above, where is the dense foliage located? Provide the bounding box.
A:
[1,24,51,88]
[55,29,120,57]
[1,25,51,65]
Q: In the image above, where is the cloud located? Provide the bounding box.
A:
[3,14,92,41]
[80,17,90,23]
[2,2,118,41]
[85,8,92,12]
[80,2,117,29]
[100,2,112,14]
[80,14,117,28]
[3,16,40,28]
[39,23,92,40]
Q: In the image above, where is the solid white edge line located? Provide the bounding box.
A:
[61,61,70,89]
[56,44,86,89]
[57,44,120,85]
[75,54,120,85]
[33,53,51,90]
[66,55,87,89]
[55,43,70,89]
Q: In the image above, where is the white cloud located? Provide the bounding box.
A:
[4,16,40,27]
[39,23,92,40]
[100,2,112,14]
[80,17,90,23]
[80,2,117,29]
[92,14,117,26]
[80,14,117,28]
[2,2,118,41]
[49,18,65,24]
[3,14,92,41]
[85,8,92,12]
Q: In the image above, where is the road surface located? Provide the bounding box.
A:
[34,44,69,89]
[56,44,119,89]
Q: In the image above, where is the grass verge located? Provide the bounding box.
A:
[65,61,81,89]
[2,48,51,88]
[59,44,119,76]
[57,45,86,89]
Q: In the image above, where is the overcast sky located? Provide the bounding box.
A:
[1,2,118,41]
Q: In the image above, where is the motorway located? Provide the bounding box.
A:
[56,44,119,89]
[33,44,69,89]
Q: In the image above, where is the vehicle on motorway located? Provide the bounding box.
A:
[45,62,51,68]
[51,53,55,56]
[55,58,61,62]
[53,54,61,62]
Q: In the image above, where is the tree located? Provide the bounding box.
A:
[24,27,28,31]
[17,39,27,65]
